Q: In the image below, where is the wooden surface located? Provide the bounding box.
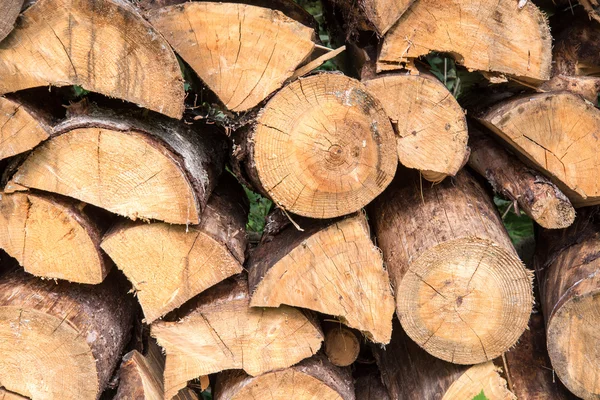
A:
[354,372,390,400]
[323,323,360,367]
[331,0,414,34]
[0,0,23,43]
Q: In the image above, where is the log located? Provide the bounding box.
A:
[378,0,552,81]
[354,371,389,400]
[151,277,323,398]
[236,73,397,219]
[480,91,600,206]
[322,322,361,367]
[373,318,515,399]
[468,124,575,229]
[539,75,600,103]
[0,268,135,400]
[364,73,468,183]
[147,2,316,112]
[0,0,23,43]
[369,169,533,364]
[10,105,227,224]
[214,354,355,400]
[554,16,600,77]
[534,209,600,399]
[329,0,414,35]
[0,0,184,118]
[102,175,248,322]
[0,190,110,284]
[248,213,394,344]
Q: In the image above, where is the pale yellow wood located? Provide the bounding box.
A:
[378,0,552,81]
[0,97,50,161]
[148,2,315,112]
[0,0,184,118]
[0,388,28,400]
[443,362,516,400]
[363,0,413,34]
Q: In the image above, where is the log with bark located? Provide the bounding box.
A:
[151,276,324,399]
[480,91,600,207]
[0,0,23,43]
[370,169,533,364]
[377,0,552,81]
[0,267,135,400]
[322,321,361,367]
[214,354,354,400]
[0,0,184,118]
[534,209,600,399]
[468,123,575,229]
[248,212,394,344]
[364,73,469,182]
[9,104,227,224]
[147,2,316,112]
[329,0,414,35]
[554,14,600,77]
[234,73,397,219]
[102,175,248,322]
[354,370,390,400]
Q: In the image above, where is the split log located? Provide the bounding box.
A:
[370,169,533,364]
[0,0,23,43]
[364,73,468,182]
[354,371,389,400]
[248,213,395,344]
[468,125,575,229]
[0,268,135,400]
[373,318,515,399]
[214,354,355,400]
[378,0,552,81]
[102,175,248,322]
[10,105,227,224]
[237,73,397,219]
[147,2,316,112]
[322,322,361,367]
[151,277,323,399]
[534,209,600,399]
[480,91,600,206]
[0,190,110,284]
[329,0,414,35]
[0,0,184,118]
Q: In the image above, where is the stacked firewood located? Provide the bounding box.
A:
[0,0,598,399]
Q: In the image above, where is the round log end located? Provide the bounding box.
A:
[324,326,360,367]
[530,194,576,230]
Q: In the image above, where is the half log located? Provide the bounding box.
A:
[0,0,23,43]
[0,268,135,400]
[370,169,533,364]
[151,277,323,398]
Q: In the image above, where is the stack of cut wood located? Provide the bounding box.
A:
[0,0,598,399]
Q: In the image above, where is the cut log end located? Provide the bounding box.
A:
[443,362,516,400]
[0,97,51,161]
[323,325,360,367]
[530,195,575,230]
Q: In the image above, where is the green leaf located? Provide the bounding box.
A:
[494,196,534,246]
[472,390,489,400]
[72,85,90,97]
[244,186,273,233]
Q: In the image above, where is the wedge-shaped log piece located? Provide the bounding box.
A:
[148,2,315,112]
[0,268,135,400]
[364,74,468,182]
[152,277,323,399]
[248,213,394,344]
[102,177,248,322]
[11,108,226,224]
[0,191,109,284]
[214,354,355,400]
[378,0,552,81]
[370,170,533,364]
[330,0,414,35]
[241,73,397,218]
[480,92,600,206]
[0,0,184,118]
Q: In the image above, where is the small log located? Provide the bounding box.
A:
[248,213,394,344]
[151,277,323,399]
[364,73,468,182]
[214,354,355,400]
[236,73,397,219]
[0,190,110,284]
[147,2,316,112]
[0,0,184,118]
[370,169,533,364]
[468,124,575,229]
[102,175,248,322]
[11,105,227,224]
[329,0,414,35]
[378,0,552,81]
[0,0,23,43]
[322,322,361,367]
[480,91,600,206]
[534,209,600,399]
[354,371,389,400]
[373,318,515,399]
[0,268,135,400]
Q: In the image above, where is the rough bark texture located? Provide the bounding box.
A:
[468,124,575,229]
[0,268,135,400]
[540,75,600,103]
[370,169,533,364]
[322,321,361,367]
[354,371,390,400]
[0,0,23,43]
[329,0,414,35]
[553,7,600,75]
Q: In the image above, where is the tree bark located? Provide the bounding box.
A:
[354,370,389,400]
[329,0,414,35]
[0,0,23,43]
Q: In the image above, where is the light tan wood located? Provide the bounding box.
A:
[480,91,600,207]
[331,0,414,34]
[0,0,184,118]
[364,74,468,182]
[245,73,397,218]
[147,2,315,112]
[378,0,552,81]
[323,324,360,367]
[0,191,108,284]
[540,75,600,103]
[248,214,394,344]
[0,388,27,400]
[0,0,23,43]
[151,277,323,399]
[443,363,516,400]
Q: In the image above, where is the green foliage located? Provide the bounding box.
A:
[426,54,462,97]
[200,390,212,400]
[244,186,273,233]
[294,0,339,71]
[494,196,535,246]
[72,85,90,98]
[472,390,489,400]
